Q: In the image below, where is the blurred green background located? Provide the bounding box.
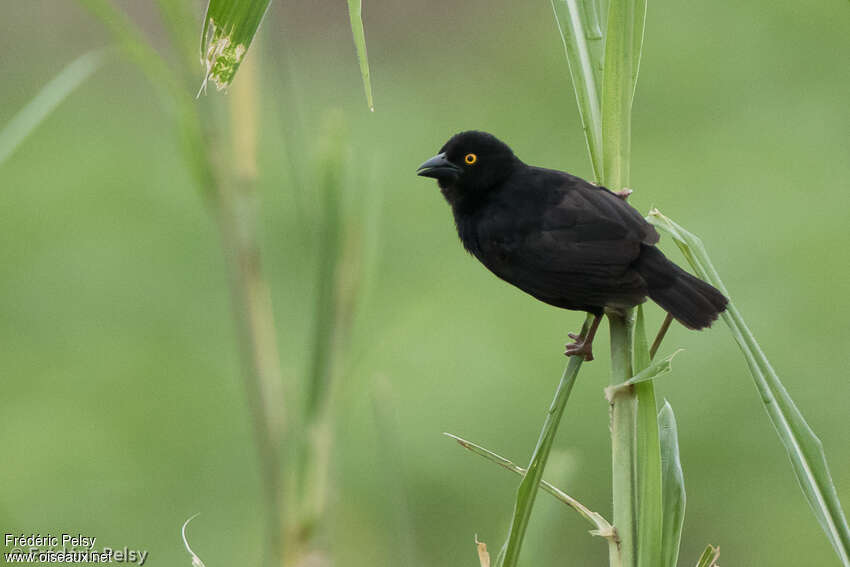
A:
[1,1,849,565]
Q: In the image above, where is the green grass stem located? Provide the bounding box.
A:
[495,315,591,567]
[633,306,663,567]
[608,312,637,567]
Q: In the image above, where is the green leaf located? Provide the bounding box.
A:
[200,0,271,91]
[601,0,639,190]
[694,545,719,567]
[634,306,663,567]
[0,50,104,168]
[648,209,850,566]
[347,0,375,111]
[606,349,681,397]
[658,401,685,567]
[550,0,604,180]
[495,315,590,567]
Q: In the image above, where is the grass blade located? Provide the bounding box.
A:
[630,0,647,97]
[200,0,271,91]
[495,315,590,567]
[607,349,681,397]
[550,0,604,180]
[658,401,685,567]
[634,306,663,567]
[648,209,850,566]
[347,0,375,111]
[444,433,614,537]
[694,545,719,567]
[0,50,104,168]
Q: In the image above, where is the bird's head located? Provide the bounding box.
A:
[417,131,519,206]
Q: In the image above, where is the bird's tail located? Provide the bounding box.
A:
[635,245,728,330]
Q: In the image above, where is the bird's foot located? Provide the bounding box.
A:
[614,188,633,200]
[565,333,594,361]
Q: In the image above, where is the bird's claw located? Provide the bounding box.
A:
[568,332,582,341]
[564,339,594,361]
[614,188,633,200]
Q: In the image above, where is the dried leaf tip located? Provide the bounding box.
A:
[474,535,490,567]
[181,514,207,567]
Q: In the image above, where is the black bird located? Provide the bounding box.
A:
[417,131,727,361]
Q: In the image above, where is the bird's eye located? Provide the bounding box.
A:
[464,153,477,165]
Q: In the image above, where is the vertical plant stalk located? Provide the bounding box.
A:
[287,114,351,567]
[634,306,663,567]
[601,0,636,190]
[77,8,286,565]
[607,312,637,567]
[600,0,646,565]
[216,52,287,567]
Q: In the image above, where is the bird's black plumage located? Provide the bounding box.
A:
[417,131,727,357]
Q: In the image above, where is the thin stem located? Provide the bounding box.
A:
[601,0,641,563]
[217,52,286,567]
[608,312,637,567]
[649,313,673,360]
[496,316,591,567]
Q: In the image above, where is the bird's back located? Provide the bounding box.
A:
[455,164,656,313]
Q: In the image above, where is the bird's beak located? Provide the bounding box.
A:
[416,153,461,180]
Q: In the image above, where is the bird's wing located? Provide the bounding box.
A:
[474,172,655,307]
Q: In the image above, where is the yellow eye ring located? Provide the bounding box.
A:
[464,153,477,165]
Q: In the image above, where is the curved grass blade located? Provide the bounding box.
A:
[550,0,604,181]
[606,349,681,399]
[444,433,614,537]
[200,0,271,92]
[181,514,207,567]
[347,0,374,111]
[658,401,685,567]
[648,209,850,566]
[0,50,104,168]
